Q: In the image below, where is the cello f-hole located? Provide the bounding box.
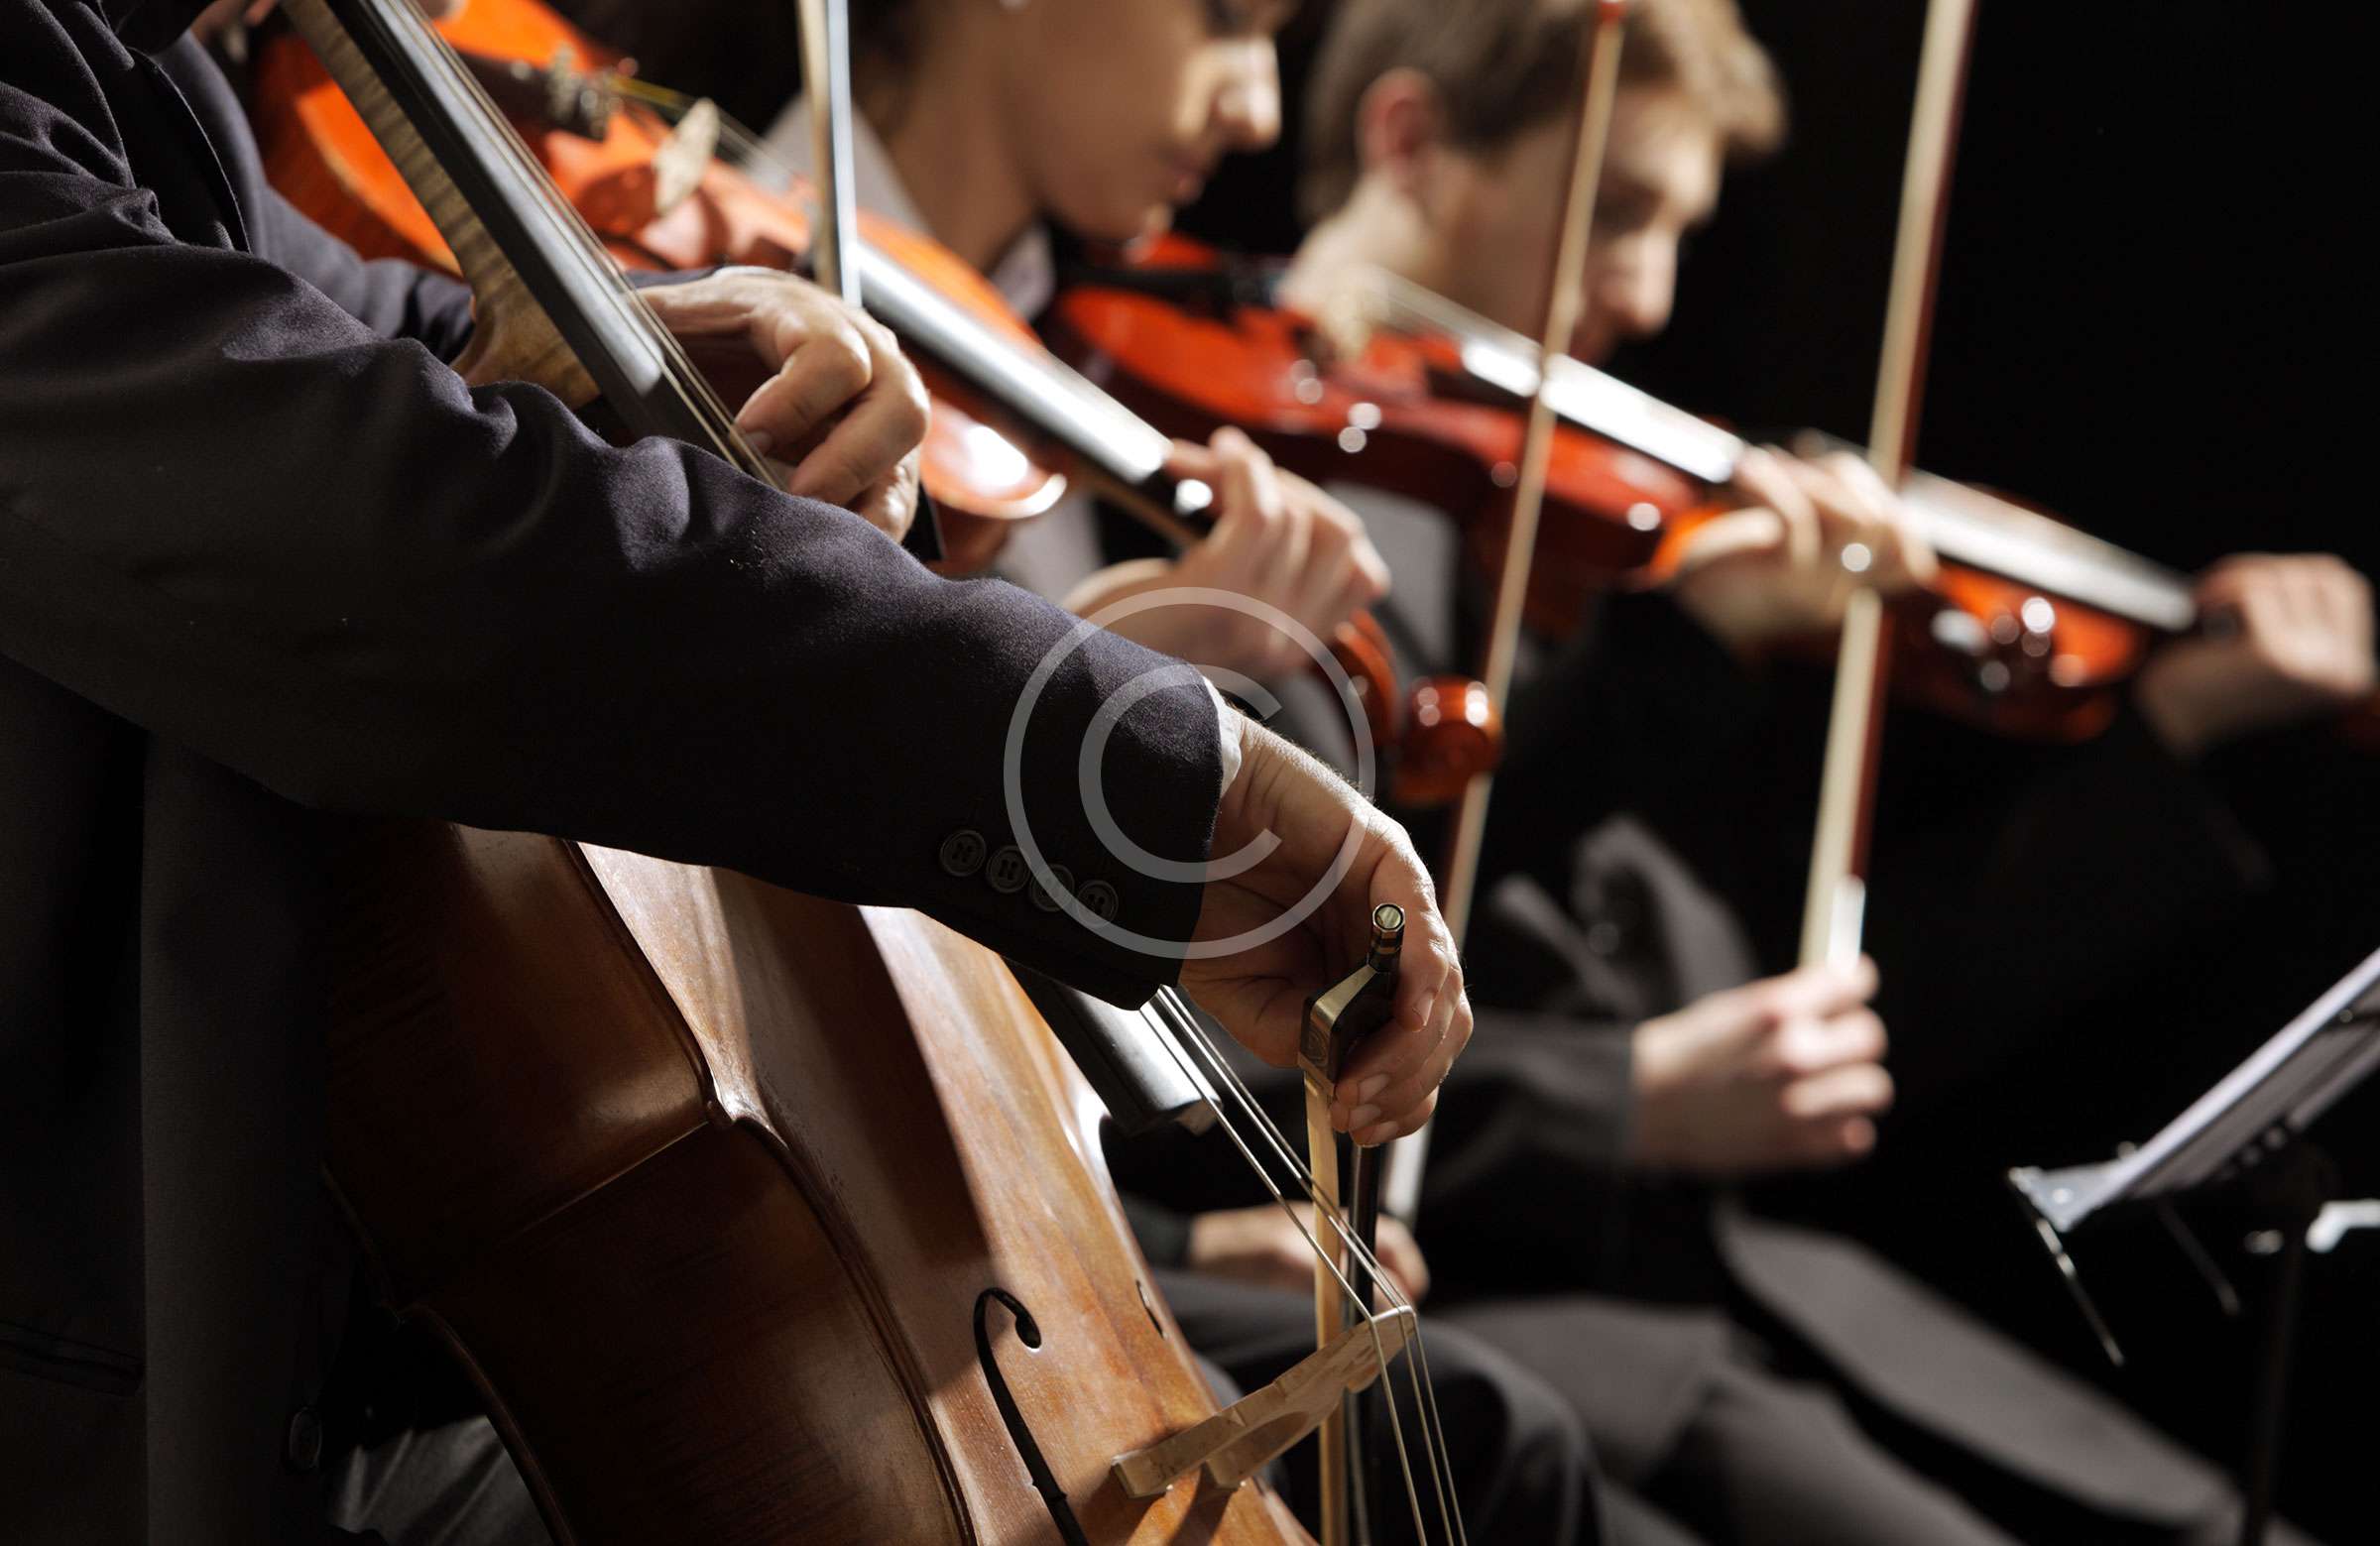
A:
[973,1287,1092,1546]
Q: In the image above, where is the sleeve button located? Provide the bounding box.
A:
[1029,864,1074,912]
[1077,880,1121,923]
[985,845,1030,894]
[938,829,989,878]
[284,1406,324,1474]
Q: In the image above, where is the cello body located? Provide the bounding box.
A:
[329,822,1308,1543]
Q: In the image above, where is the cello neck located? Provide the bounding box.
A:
[283,0,761,475]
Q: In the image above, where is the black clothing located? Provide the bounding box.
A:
[1446,1303,2013,1546]
[1,10,1228,1540]
[1434,633,2323,1542]
[1265,486,2313,1542]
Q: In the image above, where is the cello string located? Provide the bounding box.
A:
[1149,987,1452,1541]
[1151,988,1412,1316]
[653,20,1447,1522]
[528,43,1457,1534]
[1151,999,1435,1541]
[438,25,778,475]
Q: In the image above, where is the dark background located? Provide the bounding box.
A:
[1179,0,2374,579]
[1173,8,2377,1538]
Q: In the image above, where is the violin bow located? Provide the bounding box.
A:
[1799,0,1979,969]
[792,0,945,563]
[793,0,860,305]
[1380,0,1635,1223]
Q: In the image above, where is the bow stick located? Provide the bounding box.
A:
[793,0,860,304]
[1799,0,1980,969]
[1382,0,1634,1223]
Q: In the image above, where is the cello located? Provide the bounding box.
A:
[277,0,1450,1537]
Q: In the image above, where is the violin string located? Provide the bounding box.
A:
[1146,986,1455,1541]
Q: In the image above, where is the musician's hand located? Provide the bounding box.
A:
[1671,447,1938,654]
[1179,719,1470,1148]
[2136,553,2375,758]
[1064,428,1389,678]
[1186,1205,1432,1306]
[1628,960,1892,1176]
[638,267,929,541]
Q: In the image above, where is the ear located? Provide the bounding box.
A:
[1355,67,1448,197]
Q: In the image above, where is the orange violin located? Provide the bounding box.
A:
[251,0,1063,570]
[249,0,1498,800]
[1050,235,2209,743]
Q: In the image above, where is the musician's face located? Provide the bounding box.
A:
[1432,85,1724,365]
[995,0,1290,242]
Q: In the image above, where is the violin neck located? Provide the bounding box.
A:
[845,245,1220,535]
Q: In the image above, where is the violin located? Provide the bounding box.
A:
[1048,234,2208,744]
[250,0,1062,572]
[247,0,1497,805]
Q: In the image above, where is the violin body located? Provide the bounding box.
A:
[1051,237,2173,743]
[330,822,1309,1543]
[252,5,1499,800]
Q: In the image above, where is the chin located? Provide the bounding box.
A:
[1062,195,1174,250]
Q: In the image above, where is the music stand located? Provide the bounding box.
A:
[2008,942,2380,1546]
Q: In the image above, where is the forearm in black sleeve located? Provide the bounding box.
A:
[0,111,1219,1004]
[1415,1010,1638,1287]
[249,183,477,358]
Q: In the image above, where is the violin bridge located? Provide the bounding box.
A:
[1110,1307,1416,1499]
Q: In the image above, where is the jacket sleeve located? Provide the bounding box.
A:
[0,56,1219,1006]
[149,35,481,358]
[249,182,477,358]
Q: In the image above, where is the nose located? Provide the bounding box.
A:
[1591,237,1677,343]
[1216,42,1283,152]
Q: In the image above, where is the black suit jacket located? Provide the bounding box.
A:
[0,9,1227,1539]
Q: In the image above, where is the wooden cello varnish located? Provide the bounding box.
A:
[278,0,1313,1535]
